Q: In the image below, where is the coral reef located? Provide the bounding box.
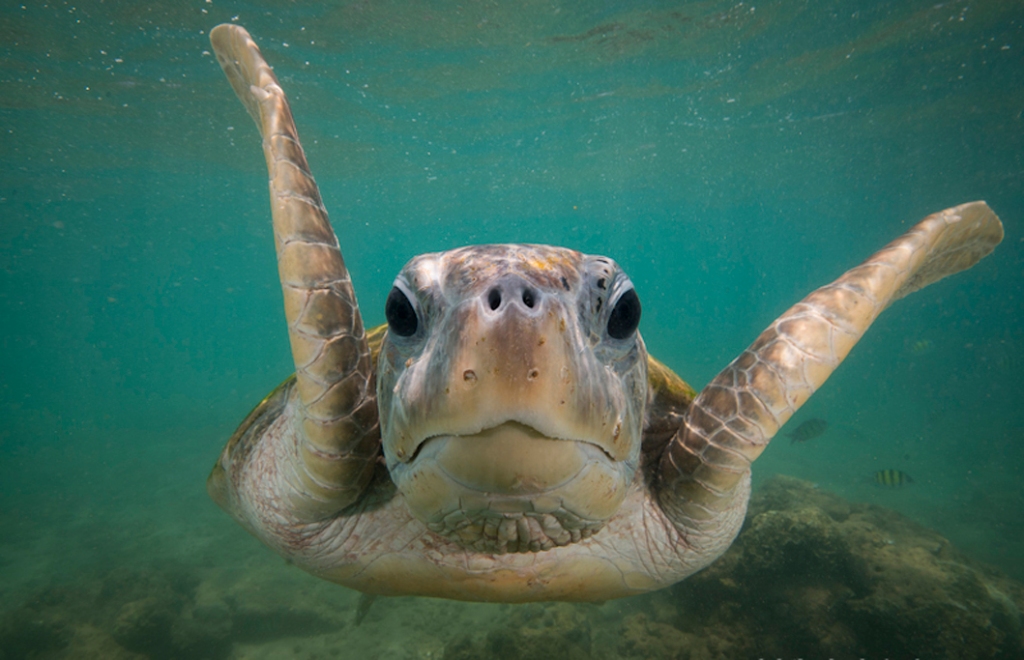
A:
[652,476,1024,659]
[2,476,1021,659]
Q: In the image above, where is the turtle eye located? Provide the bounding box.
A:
[385,287,418,337]
[607,288,641,339]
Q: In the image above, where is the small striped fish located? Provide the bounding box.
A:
[874,469,913,487]
[785,418,828,444]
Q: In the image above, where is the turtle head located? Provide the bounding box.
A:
[377,244,647,553]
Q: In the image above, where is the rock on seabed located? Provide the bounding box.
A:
[632,476,1024,660]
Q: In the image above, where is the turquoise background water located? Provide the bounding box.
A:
[1,0,1022,621]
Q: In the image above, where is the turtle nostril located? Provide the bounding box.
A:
[488,288,502,311]
[522,288,536,309]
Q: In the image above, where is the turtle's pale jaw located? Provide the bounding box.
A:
[389,421,634,553]
[411,422,616,490]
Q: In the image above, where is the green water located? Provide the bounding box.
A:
[1,0,1022,656]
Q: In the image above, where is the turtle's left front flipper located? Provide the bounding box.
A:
[658,201,1003,543]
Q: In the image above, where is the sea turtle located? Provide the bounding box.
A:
[206,24,1003,603]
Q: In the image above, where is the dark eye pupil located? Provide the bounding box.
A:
[385,287,418,337]
[607,288,641,339]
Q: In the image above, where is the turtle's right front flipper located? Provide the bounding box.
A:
[658,202,1003,548]
[207,25,378,523]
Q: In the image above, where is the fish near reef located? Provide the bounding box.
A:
[874,469,914,487]
[204,24,1004,602]
[786,418,828,444]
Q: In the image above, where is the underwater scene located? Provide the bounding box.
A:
[2,0,1023,657]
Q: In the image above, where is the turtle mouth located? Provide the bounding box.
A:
[410,421,617,466]
[408,421,617,495]
[391,421,630,554]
